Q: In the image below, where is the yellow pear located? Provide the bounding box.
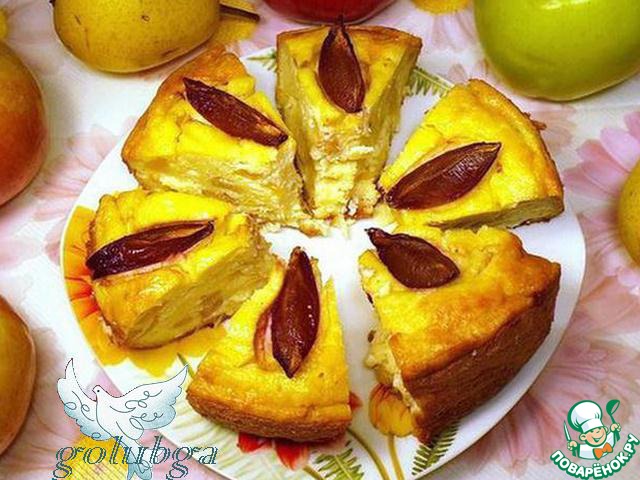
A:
[0,296,36,454]
[53,0,220,73]
[618,160,640,265]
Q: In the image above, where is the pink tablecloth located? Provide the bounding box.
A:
[1,1,639,479]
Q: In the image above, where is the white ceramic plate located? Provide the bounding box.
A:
[60,48,585,480]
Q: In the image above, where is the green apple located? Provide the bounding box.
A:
[474,0,640,101]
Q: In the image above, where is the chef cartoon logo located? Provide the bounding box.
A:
[550,399,640,479]
[565,400,621,460]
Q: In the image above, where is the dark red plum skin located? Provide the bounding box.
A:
[183,78,288,147]
[318,21,365,114]
[270,248,320,378]
[386,142,501,209]
[366,228,460,289]
[86,221,214,280]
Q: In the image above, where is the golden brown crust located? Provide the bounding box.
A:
[122,44,248,166]
[467,79,564,202]
[466,79,563,199]
[186,389,350,443]
[427,197,565,230]
[405,272,560,443]
[106,316,219,349]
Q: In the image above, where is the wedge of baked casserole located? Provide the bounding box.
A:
[277,24,422,221]
[188,249,352,442]
[359,225,560,442]
[86,189,274,349]
[122,45,315,232]
[379,80,564,229]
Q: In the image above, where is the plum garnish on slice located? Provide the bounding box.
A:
[262,248,320,378]
[385,142,502,209]
[183,78,288,147]
[318,21,365,113]
[86,221,214,280]
[366,228,459,289]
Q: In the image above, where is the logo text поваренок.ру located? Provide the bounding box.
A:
[550,399,639,479]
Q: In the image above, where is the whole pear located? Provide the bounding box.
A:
[0,297,36,454]
[53,0,220,73]
[618,160,640,265]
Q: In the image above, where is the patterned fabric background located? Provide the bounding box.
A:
[1,0,639,478]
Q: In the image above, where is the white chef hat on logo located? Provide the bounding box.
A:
[568,400,604,434]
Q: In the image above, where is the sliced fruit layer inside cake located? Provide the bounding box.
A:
[359,226,560,442]
[277,24,422,221]
[379,79,564,229]
[122,45,315,233]
[187,249,352,442]
[87,189,274,349]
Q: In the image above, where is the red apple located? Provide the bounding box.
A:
[0,42,46,206]
[263,0,396,23]
[0,296,36,455]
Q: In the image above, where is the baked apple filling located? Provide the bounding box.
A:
[379,80,564,229]
[277,25,422,220]
[88,189,274,349]
[187,253,352,442]
[123,45,313,232]
[366,328,421,421]
[359,224,560,442]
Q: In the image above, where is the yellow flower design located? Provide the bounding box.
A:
[413,0,470,14]
[369,383,414,437]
